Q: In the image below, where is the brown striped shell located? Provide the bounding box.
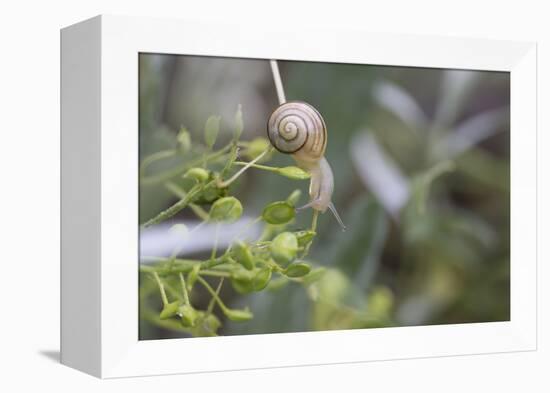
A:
[267,101,327,164]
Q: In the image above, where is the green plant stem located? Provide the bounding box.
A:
[139,254,229,275]
[211,223,220,260]
[302,210,319,257]
[217,147,272,188]
[233,161,280,173]
[164,181,209,220]
[207,278,224,314]
[179,273,190,305]
[196,276,230,313]
[141,144,233,186]
[198,270,231,278]
[140,149,177,176]
[311,210,320,232]
[153,272,168,306]
[142,181,213,227]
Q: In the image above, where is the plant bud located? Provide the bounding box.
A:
[253,268,272,291]
[270,232,299,265]
[159,301,180,320]
[234,104,243,141]
[277,166,311,180]
[209,197,243,222]
[177,127,191,153]
[204,115,221,148]
[231,269,255,294]
[286,189,302,206]
[284,262,311,278]
[232,241,254,270]
[169,223,189,237]
[262,201,295,225]
[244,137,271,161]
[184,167,209,183]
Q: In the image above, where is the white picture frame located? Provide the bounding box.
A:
[61,14,537,378]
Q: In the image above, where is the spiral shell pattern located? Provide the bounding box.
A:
[267,101,327,161]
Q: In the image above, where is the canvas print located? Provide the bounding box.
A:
[139,54,510,340]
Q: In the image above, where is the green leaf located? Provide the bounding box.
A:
[284,262,311,278]
[204,115,221,148]
[209,197,243,222]
[262,201,295,225]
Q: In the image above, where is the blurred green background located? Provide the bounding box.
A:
[139,53,510,339]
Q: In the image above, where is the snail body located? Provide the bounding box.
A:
[267,101,345,230]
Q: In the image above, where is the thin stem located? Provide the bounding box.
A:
[140,149,177,176]
[311,209,320,232]
[206,278,224,314]
[141,144,233,186]
[211,223,220,260]
[164,181,209,220]
[153,272,169,306]
[217,147,273,188]
[199,270,231,278]
[141,181,213,228]
[233,161,279,173]
[270,59,286,105]
[179,273,190,305]
[302,210,320,258]
[197,276,229,313]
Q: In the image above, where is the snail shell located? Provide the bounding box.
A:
[267,101,327,166]
[266,101,346,231]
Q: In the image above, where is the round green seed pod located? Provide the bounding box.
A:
[284,262,312,278]
[232,241,254,270]
[209,197,243,222]
[253,268,272,291]
[184,167,210,183]
[270,232,299,265]
[231,269,255,294]
[262,201,295,225]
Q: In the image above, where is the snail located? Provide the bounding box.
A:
[267,101,346,231]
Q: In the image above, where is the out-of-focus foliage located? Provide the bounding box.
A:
[139,54,509,339]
